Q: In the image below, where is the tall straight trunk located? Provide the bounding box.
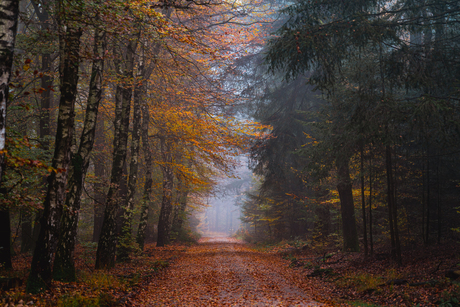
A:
[117,61,143,262]
[0,0,19,185]
[136,102,153,251]
[336,156,359,252]
[385,145,401,265]
[360,143,368,256]
[369,157,373,255]
[0,0,19,268]
[92,117,106,242]
[437,154,441,244]
[95,40,136,270]
[422,157,426,244]
[156,137,174,247]
[426,153,431,244]
[0,209,12,269]
[27,18,82,293]
[53,29,106,282]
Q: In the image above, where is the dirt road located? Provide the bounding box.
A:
[136,236,322,306]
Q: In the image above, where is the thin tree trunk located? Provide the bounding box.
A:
[156,137,174,247]
[422,157,426,244]
[369,156,373,255]
[386,145,401,265]
[95,40,136,270]
[92,116,106,242]
[437,154,441,244]
[336,156,359,252]
[27,19,82,293]
[360,142,368,256]
[426,149,431,244]
[117,58,143,262]
[136,102,153,251]
[53,29,106,282]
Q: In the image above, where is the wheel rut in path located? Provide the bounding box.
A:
[136,236,323,306]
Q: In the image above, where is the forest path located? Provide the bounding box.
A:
[135,236,322,306]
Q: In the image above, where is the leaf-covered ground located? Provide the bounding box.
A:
[134,236,323,306]
[2,237,459,306]
[262,241,460,307]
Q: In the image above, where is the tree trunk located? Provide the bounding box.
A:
[0,0,19,187]
[0,0,19,268]
[0,209,12,269]
[360,143,368,256]
[369,157,373,255]
[136,102,153,251]
[336,157,359,252]
[95,40,136,270]
[117,59,143,262]
[385,145,401,265]
[27,19,82,293]
[53,29,105,282]
[92,116,106,242]
[156,138,174,247]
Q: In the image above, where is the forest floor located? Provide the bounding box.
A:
[1,236,460,306]
[134,235,322,306]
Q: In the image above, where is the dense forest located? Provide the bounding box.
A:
[238,0,460,257]
[0,0,460,305]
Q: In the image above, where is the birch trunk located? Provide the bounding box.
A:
[95,40,136,270]
[27,15,82,293]
[53,29,106,281]
[0,0,19,269]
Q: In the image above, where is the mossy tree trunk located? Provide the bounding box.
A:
[95,40,136,270]
[117,56,143,262]
[136,100,153,251]
[27,10,82,293]
[0,0,19,270]
[53,29,106,282]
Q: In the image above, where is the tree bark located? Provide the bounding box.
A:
[27,17,82,293]
[136,102,153,251]
[0,0,19,186]
[92,116,106,242]
[385,145,401,265]
[156,137,174,247]
[53,29,105,282]
[0,0,19,268]
[0,209,12,269]
[360,143,368,256]
[117,58,143,262]
[95,40,136,270]
[336,156,359,252]
[368,156,374,255]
